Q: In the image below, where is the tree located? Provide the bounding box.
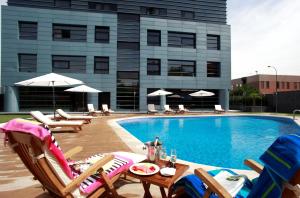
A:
[230,85,262,106]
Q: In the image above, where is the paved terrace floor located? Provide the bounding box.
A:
[0,113,298,197]
[0,114,196,198]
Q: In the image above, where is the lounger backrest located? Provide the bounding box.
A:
[56,109,70,119]
[215,105,222,111]
[148,104,155,111]
[30,111,52,125]
[102,104,108,111]
[178,105,184,111]
[164,105,170,111]
[87,104,95,112]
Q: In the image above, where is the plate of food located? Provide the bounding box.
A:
[129,163,160,176]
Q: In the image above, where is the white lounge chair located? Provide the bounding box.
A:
[164,105,175,114]
[30,111,84,132]
[147,104,158,114]
[87,104,102,116]
[177,105,190,114]
[56,109,94,123]
[102,104,114,116]
[214,105,225,113]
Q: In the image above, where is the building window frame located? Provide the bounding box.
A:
[147,30,161,46]
[207,34,220,50]
[181,10,195,19]
[18,53,37,72]
[168,59,196,77]
[95,26,110,43]
[18,21,38,40]
[52,55,86,73]
[54,0,71,8]
[94,56,109,74]
[168,31,196,49]
[147,58,161,75]
[52,24,87,42]
[207,61,221,77]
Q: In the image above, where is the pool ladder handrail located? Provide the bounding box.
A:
[293,109,300,120]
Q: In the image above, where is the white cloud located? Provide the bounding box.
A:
[228,0,300,79]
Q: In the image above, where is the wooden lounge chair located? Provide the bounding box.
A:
[56,109,94,123]
[31,111,84,132]
[102,104,114,116]
[177,105,189,114]
[0,119,134,198]
[164,105,175,114]
[214,104,225,114]
[87,104,103,116]
[147,104,158,114]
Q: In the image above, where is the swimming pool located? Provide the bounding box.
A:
[117,116,300,169]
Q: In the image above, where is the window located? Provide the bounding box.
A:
[168,60,196,77]
[261,81,264,89]
[52,55,86,73]
[53,24,86,42]
[19,21,37,40]
[95,26,109,43]
[94,56,109,74]
[281,82,285,89]
[147,59,161,75]
[276,82,280,89]
[54,0,71,8]
[168,31,196,48]
[147,30,161,46]
[287,82,290,89]
[18,54,37,72]
[294,82,297,89]
[88,2,117,11]
[141,7,167,16]
[266,81,270,89]
[207,62,221,77]
[181,11,195,19]
[207,34,220,50]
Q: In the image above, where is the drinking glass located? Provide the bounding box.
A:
[159,147,167,160]
[170,149,177,167]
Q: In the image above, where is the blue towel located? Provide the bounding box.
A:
[174,169,252,198]
[248,133,300,198]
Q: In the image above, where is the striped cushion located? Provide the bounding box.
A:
[69,154,133,194]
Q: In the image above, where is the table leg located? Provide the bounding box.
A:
[167,185,174,198]
[142,181,152,198]
[160,187,167,198]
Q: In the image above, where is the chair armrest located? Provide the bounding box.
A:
[244,159,263,174]
[63,154,114,194]
[64,146,83,159]
[194,168,232,198]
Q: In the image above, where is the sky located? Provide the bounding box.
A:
[227,0,300,79]
[1,0,300,79]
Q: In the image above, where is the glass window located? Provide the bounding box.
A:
[53,24,86,42]
[94,56,109,74]
[266,81,270,89]
[147,30,161,46]
[19,21,37,40]
[181,11,195,19]
[168,31,196,48]
[281,82,285,89]
[54,0,71,8]
[95,26,109,43]
[147,59,161,75]
[168,60,196,77]
[207,34,220,50]
[276,82,280,89]
[287,82,290,89]
[207,62,221,77]
[88,2,117,11]
[141,7,167,16]
[18,54,37,72]
[294,82,297,89]
[52,55,86,73]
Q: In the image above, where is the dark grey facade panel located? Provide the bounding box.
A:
[8,0,227,24]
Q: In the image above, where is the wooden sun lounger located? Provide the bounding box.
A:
[30,111,84,132]
[87,104,103,116]
[56,109,94,123]
[147,104,158,114]
[102,104,114,116]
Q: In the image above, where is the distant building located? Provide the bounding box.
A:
[232,74,300,95]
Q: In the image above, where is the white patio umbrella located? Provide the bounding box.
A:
[147,89,173,110]
[65,85,102,112]
[189,90,215,108]
[15,73,83,116]
[147,89,173,97]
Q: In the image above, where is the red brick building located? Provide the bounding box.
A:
[232,75,300,95]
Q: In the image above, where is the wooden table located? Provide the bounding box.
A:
[127,160,189,198]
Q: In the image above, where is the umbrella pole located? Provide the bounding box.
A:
[82,92,84,115]
[52,81,56,119]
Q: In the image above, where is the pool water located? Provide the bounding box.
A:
[118,116,300,169]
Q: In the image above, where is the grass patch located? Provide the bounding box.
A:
[0,114,30,123]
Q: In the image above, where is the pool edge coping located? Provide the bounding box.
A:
[108,113,299,179]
